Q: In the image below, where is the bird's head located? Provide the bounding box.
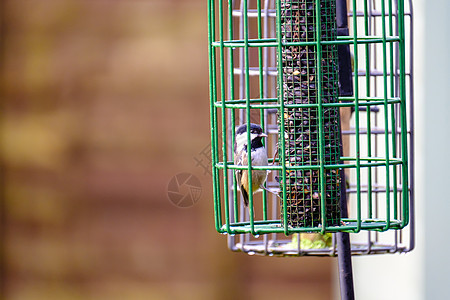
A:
[234,123,268,152]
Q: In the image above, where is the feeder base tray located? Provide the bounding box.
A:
[221,219,404,235]
[232,240,409,257]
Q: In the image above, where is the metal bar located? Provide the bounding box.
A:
[406,0,415,252]
[208,0,220,232]
[398,0,410,229]
[336,0,353,96]
[337,231,355,300]
[237,0,246,248]
[336,22,355,296]
[371,0,380,243]
[219,0,232,235]
[232,9,277,17]
[257,0,269,222]
[389,0,399,223]
[349,9,412,17]
[275,0,288,236]
[233,66,411,77]
[227,0,238,250]
[228,0,239,225]
[314,0,327,233]
[378,0,390,231]
[212,36,403,47]
[351,0,361,233]
[242,0,257,236]
[362,0,373,219]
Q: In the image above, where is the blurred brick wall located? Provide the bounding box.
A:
[0,1,334,299]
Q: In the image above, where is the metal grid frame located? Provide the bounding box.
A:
[207,0,414,256]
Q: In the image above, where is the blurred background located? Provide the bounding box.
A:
[1,0,449,300]
[0,1,333,299]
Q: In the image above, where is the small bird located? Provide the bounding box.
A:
[234,123,268,207]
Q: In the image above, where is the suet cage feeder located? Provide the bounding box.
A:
[207,0,414,256]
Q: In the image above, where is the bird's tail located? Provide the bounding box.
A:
[241,186,249,207]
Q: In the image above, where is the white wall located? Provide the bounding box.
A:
[345,0,450,299]
[421,0,450,299]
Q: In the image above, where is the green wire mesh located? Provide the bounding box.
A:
[207,0,411,242]
[279,0,341,227]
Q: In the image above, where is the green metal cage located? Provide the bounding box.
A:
[207,0,413,256]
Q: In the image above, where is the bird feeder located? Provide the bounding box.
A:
[207,0,414,257]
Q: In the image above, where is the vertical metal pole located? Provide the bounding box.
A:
[337,123,355,300]
[336,0,355,297]
[336,195,355,299]
[336,0,353,97]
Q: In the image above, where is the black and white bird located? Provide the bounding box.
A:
[234,123,268,207]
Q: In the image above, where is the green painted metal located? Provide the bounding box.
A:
[207,0,410,235]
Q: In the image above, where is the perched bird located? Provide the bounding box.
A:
[234,123,268,207]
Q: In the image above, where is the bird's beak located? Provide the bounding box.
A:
[258,133,268,138]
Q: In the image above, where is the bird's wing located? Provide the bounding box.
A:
[234,149,249,206]
[234,151,243,190]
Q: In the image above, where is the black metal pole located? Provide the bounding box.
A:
[336,170,355,300]
[337,69,355,300]
[336,0,354,97]
[336,0,355,295]
[336,0,355,281]
[336,235,355,300]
